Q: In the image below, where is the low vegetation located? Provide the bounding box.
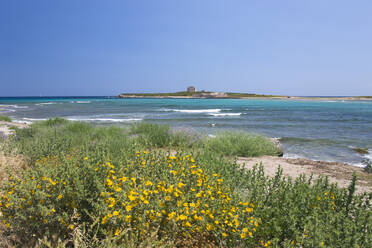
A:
[118,91,283,98]
[0,116,12,122]
[0,119,371,247]
[204,131,281,157]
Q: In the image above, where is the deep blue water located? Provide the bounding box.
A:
[1,97,371,166]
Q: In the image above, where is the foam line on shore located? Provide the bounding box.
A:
[208,113,242,116]
[67,118,142,123]
[163,108,222,113]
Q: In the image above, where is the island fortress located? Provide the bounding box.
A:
[118,86,233,99]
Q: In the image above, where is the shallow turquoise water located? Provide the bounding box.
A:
[1,97,371,165]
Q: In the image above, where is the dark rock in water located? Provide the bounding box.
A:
[271,138,284,157]
[353,147,369,155]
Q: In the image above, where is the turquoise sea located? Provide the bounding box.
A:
[1,97,371,166]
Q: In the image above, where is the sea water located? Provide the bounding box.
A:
[1,97,371,166]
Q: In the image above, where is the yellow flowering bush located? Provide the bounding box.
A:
[0,152,262,246]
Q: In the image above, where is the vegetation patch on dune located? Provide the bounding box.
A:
[0,116,12,122]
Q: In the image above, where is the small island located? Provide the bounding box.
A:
[118,86,288,99]
[118,87,372,100]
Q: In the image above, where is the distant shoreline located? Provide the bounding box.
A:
[117,93,372,101]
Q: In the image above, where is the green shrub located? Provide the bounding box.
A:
[0,152,261,247]
[0,115,12,122]
[130,122,171,147]
[38,117,68,127]
[203,131,281,157]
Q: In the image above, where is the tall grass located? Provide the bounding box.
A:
[204,131,281,157]
[0,115,12,122]
[0,119,371,247]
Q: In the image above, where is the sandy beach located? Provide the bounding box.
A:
[238,156,371,194]
[0,121,28,137]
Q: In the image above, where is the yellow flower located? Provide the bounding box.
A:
[242,227,248,233]
[128,194,136,201]
[84,157,88,160]
[57,194,63,200]
[68,224,74,230]
[125,215,131,222]
[246,207,253,213]
[115,228,120,236]
[113,210,120,216]
[240,233,246,239]
[101,216,107,224]
[145,180,153,186]
[222,232,228,237]
[51,208,56,213]
[126,205,132,212]
[41,176,46,181]
[178,214,187,220]
[48,178,56,185]
[106,179,113,186]
[168,212,176,220]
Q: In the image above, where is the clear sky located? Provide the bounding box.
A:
[1,0,372,96]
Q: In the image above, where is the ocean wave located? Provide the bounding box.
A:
[208,113,241,116]
[350,163,367,168]
[69,101,91,104]
[22,118,48,121]
[363,152,372,161]
[0,104,29,109]
[35,102,58,106]
[0,104,29,113]
[283,153,302,159]
[67,118,142,123]
[12,120,33,125]
[162,109,222,113]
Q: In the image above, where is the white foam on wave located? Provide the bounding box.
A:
[0,104,29,109]
[363,152,372,161]
[23,118,48,121]
[283,153,302,159]
[0,104,29,113]
[208,113,242,116]
[67,118,142,123]
[35,102,58,106]
[351,163,366,168]
[12,120,33,125]
[163,108,222,113]
[70,101,91,104]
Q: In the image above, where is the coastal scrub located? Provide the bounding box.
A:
[0,119,371,247]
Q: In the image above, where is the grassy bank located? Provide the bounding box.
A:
[0,119,371,247]
[0,116,12,122]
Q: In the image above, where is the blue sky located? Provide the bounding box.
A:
[1,0,372,96]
